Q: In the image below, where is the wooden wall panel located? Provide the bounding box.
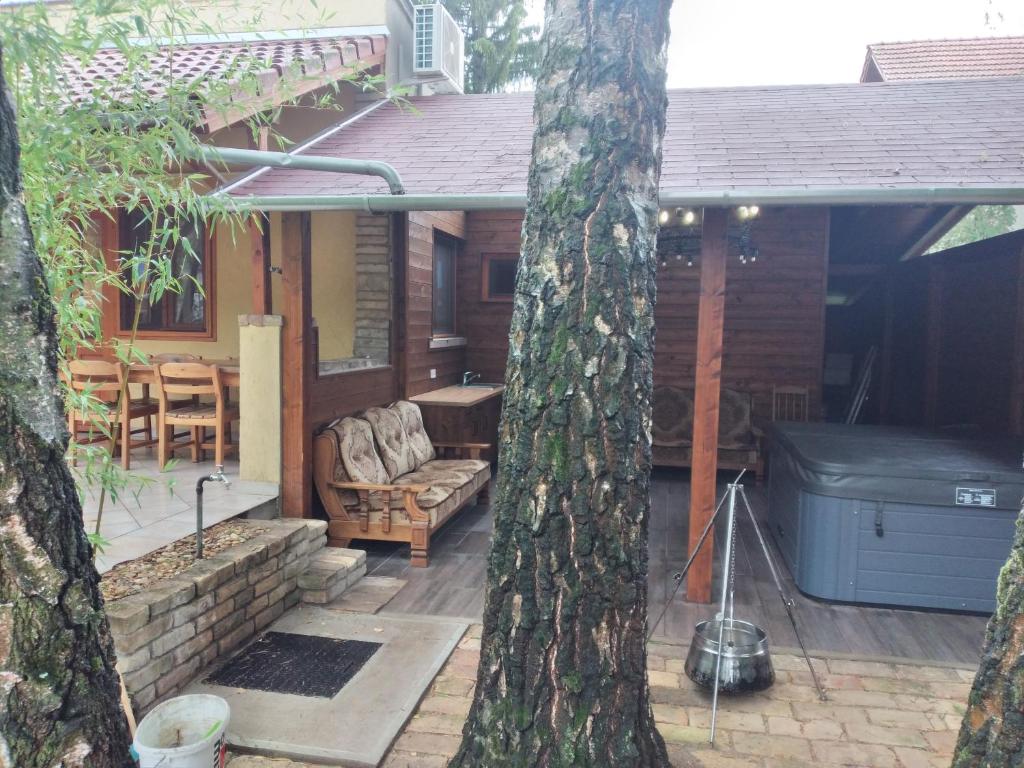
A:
[404,211,468,396]
[461,211,522,381]
[458,207,831,425]
[889,230,1024,434]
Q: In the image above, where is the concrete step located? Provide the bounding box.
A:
[298,548,366,604]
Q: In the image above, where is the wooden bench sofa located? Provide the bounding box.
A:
[313,400,491,566]
[651,384,764,479]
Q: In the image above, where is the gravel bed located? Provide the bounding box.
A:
[100,519,270,602]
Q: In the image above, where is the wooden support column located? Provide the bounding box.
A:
[686,207,728,604]
[281,211,313,517]
[249,213,272,315]
[1010,247,1024,435]
[923,263,943,428]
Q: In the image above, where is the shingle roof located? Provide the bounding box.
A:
[62,35,386,130]
[863,36,1024,81]
[224,78,1024,202]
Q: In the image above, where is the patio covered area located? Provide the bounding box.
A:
[363,472,989,665]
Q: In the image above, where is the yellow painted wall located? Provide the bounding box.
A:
[268,211,357,361]
[117,209,355,365]
[134,219,253,360]
[15,0,389,34]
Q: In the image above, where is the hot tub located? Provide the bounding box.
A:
[767,422,1024,612]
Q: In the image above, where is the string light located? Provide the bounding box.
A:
[682,209,696,226]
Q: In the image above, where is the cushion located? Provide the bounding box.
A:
[390,401,435,468]
[364,406,417,481]
[336,417,389,486]
[652,385,694,447]
[718,388,755,450]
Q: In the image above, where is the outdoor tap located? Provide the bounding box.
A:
[195,466,232,559]
[462,371,480,386]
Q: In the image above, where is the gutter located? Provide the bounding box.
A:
[212,186,1024,213]
[198,145,405,195]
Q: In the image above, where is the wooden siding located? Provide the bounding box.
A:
[458,207,831,423]
[887,229,1024,434]
[405,211,467,396]
[462,211,522,381]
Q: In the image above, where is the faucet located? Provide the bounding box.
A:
[195,465,231,559]
[462,371,481,386]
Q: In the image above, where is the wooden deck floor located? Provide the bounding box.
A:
[361,468,989,664]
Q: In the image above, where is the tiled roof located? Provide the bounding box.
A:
[225,78,1024,200]
[62,35,386,130]
[863,36,1024,81]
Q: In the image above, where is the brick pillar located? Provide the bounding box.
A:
[352,212,392,364]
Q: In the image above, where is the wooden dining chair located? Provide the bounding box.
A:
[772,385,811,422]
[153,362,239,468]
[66,359,159,469]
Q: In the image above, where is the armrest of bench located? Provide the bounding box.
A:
[431,442,492,460]
[327,480,430,526]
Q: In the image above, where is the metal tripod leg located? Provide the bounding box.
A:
[710,482,739,745]
[738,485,828,701]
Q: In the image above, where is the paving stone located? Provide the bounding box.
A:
[405,713,465,736]
[731,732,812,760]
[865,707,934,730]
[894,746,950,768]
[392,731,461,757]
[417,695,472,718]
[811,740,898,767]
[846,721,929,748]
[924,729,959,754]
[686,708,766,733]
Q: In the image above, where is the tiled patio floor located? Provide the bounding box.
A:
[79,456,278,573]
[381,626,974,768]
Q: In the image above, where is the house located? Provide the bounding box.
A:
[196,75,1024,602]
[861,35,1024,81]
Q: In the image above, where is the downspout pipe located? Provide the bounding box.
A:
[213,186,1024,213]
[196,145,406,195]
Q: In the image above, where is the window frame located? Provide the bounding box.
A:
[480,252,518,303]
[431,230,459,338]
[114,208,217,341]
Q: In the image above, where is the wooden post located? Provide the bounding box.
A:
[878,273,895,423]
[686,207,728,604]
[1010,247,1024,435]
[280,211,312,517]
[923,263,943,428]
[249,213,272,315]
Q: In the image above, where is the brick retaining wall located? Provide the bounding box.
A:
[105,519,329,714]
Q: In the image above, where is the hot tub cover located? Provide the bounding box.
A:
[768,422,1024,511]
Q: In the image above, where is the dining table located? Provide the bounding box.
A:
[128,360,241,388]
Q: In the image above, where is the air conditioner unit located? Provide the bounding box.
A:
[413,2,465,94]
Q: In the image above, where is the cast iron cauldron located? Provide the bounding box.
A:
[685,618,775,693]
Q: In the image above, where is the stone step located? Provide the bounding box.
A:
[298,548,367,605]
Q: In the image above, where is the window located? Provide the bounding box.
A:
[118,208,212,336]
[481,253,517,302]
[432,232,458,337]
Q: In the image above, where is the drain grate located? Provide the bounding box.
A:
[206,631,382,698]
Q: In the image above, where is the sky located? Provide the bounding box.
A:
[525,0,1024,88]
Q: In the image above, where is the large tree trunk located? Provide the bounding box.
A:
[0,48,135,767]
[952,507,1024,766]
[451,1,679,766]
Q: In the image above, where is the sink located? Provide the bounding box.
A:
[460,383,502,389]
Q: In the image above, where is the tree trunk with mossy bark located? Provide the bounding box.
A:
[450,1,686,766]
[952,507,1024,767]
[0,48,135,767]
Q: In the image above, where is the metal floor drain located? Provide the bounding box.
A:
[206,631,381,698]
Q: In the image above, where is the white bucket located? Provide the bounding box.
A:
[133,694,230,768]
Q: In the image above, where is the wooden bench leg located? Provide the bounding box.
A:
[410,522,430,567]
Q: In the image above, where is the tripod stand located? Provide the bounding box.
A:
[649,469,827,745]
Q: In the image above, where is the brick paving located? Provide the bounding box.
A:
[382,626,973,768]
[229,624,976,768]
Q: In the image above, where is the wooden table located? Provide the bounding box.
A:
[410,385,504,462]
[128,361,240,388]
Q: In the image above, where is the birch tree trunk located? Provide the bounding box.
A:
[450,1,682,765]
[0,48,135,767]
[952,507,1024,767]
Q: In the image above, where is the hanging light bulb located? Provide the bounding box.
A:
[737,206,750,220]
[749,205,760,218]
[675,254,683,261]
[682,209,696,226]
[658,210,670,225]
[686,258,694,267]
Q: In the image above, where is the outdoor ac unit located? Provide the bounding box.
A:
[413,2,465,94]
